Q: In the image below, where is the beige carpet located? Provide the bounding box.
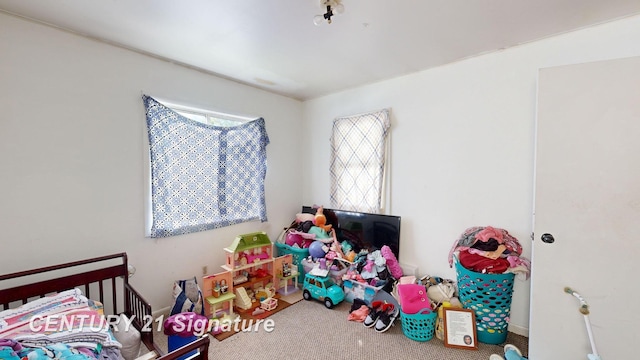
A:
[151,298,528,360]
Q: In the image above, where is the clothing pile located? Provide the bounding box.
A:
[0,289,124,360]
[448,226,530,280]
[342,246,403,288]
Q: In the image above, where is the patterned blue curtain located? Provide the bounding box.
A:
[143,95,269,238]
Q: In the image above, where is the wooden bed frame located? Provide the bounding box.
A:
[0,253,209,360]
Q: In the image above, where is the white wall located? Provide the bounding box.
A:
[302,14,640,334]
[5,8,640,336]
[0,13,303,311]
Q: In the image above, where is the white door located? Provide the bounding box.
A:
[530,56,640,359]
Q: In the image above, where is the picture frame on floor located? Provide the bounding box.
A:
[443,308,478,350]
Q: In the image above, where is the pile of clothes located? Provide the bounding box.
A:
[448,226,530,280]
[343,245,403,288]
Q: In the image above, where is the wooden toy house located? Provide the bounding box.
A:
[213,231,296,313]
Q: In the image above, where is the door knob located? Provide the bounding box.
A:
[541,233,555,243]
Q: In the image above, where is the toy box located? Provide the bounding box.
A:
[167,335,198,360]
[342,279,387,304]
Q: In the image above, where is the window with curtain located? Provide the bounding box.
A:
[142,95,269,238]
[330,108,390,213]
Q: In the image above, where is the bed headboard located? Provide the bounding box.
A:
[0,253,129,309]
[0,253,155,351]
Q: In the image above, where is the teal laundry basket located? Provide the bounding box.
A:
[400,308,437,342]
[455,259,515,345]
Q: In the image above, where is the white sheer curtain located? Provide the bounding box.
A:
[330,109,390,213]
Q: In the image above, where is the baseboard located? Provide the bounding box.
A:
[508,323,529,337]
[152,306,171,319]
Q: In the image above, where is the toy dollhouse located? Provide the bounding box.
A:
[222,232,277,304]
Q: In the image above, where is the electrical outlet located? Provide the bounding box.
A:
[202,265,208,275]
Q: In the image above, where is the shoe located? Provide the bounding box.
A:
[374,303,399,332]
[504,344,523,357]
[363,300,384,328]
[489,355,505,360]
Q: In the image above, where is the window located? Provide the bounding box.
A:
[142,95,269,238]
[172,108,245,127]
[330,109,390,214]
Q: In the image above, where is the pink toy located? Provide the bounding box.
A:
[381,245,403,279]
[163,312,209,337]
[285,232,304,247]
[330,229,344,258]
[285,230,316,248]
[246,251,269,263]
[364,260,375,273]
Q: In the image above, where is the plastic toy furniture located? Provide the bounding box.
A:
[277,270,299,295]
[260,297,278,311]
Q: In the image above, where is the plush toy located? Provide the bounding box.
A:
[308,226,331,240]
[313,206,333,232]
[419,275,459,308]
[380,245,403,279]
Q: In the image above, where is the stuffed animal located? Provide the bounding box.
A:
[313,206,333,232]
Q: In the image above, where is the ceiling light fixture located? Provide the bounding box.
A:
[313,0,344,26]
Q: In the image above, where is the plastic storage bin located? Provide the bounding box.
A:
[400,308,437,342]
[164,312,207,360]
[301,258,348,286]
[275,242,309,277]
[342,279,386,304]
[167,335,198,360]
[455,259,515,344]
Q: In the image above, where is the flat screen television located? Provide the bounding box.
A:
[301,206,401,259]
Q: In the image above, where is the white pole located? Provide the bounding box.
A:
[583,314,600,359]
[565,287,602,360]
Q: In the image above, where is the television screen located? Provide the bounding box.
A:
[301,206,401,259]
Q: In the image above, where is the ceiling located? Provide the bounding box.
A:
[2,1,640,101]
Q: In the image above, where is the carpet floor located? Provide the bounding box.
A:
[150,295,528,360]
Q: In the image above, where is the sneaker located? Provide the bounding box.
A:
[489,355,505,360]
[363,300,384,328]
[504,344,523,357]
[374,303,399,332]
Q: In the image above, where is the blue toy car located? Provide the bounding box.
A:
[302,273,345,309]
